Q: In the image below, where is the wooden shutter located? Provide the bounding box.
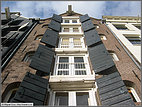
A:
[10,72,49,105]
[48,20,61,32]
[96,72,135,106]
[29,44,55,75]
[84,29,101,47]
[52,14,62,23]
[81,20,95,32]
[80,14,90,23]
[88,44,115,74]
[40,29,59,48]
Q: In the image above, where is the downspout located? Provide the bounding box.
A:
[1,21,38,70]
[105,24,141,70]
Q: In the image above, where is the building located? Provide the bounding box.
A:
[1,7,39,70]
[102,15,141,66]
[1,6,141,106]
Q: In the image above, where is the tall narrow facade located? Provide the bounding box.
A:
[1,6,141,106]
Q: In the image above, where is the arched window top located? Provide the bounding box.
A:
[2,82,20,102]
[42,24,48,28]
[123,80,141,102]
[108,50,119,61]
[22,51,35,63]
[99,34,107,40]
[35,35,43,40]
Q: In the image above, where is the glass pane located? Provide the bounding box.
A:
[58,70,69,75]
[63,28,69,32]
[59,57,69,62]
[72,20,77,23]
[74,57,84,62]
[55,92,68,106]
[75,70,86,75]
[65,20,69,23]
[73,28,79,32]
[76,92,89,105]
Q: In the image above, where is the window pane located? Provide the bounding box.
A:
[74,57,84,62]
[63,28,69,32]
[114,24,129,30]
[55,92,68,106]
[76,92,89,105]
[75,70,86,75]
[73,38,82,48]
[74,57,85,69]
[58,57,69,69]
[59,57,69,62]
[65,20,69,23]
[72,20,77,23]
[73,28,79,32]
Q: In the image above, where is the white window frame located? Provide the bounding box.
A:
[53,55,91,76]
[48,89,97,106]
[63,19,80,23]
[109,52,119,61]
[59,37,85,48]
[127,87,141,102]
[61,26,82,33]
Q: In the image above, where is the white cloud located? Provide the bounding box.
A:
[1,1,141,19]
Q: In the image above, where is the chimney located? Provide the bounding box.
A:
[67,5,74,15]
[5,7,11,20]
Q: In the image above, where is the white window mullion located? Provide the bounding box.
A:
[69,92,76,106]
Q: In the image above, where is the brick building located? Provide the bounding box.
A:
[1,6,141,106]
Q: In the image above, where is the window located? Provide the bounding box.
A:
[60,37,84,48]
[109,51,119,61]
[65,20,69,23]
[113,24,129,30]
[76,92,89,105]
[23,51,35,63]
[72,20,77,23]
[35,35,43,40]
[126,37,141,45]
[73,28,79,32]
[99,34,107,40]
[133,24,141,30]
[49,90,96,106]
[123,80,141,102]
[54,56,90,75]
[127,87,141,102]
[55,92,68,106]
[123,34,141,45]
[63,28,69,32]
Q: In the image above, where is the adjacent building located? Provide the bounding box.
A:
[1,6,141,106]
[1,7,39,70]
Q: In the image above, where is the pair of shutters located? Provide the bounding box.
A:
[40,14,62,48]
[96,72,135,106]
[80,14,114,74]
[29,14,62,75]
[80,14,135,106]
[11,14,62,105]
[10,72,49,105]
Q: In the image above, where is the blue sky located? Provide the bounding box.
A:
[1,1,141,19]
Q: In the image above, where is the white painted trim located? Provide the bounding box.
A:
[127,87,141,102]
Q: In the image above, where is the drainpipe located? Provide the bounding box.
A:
[105,24,141,70]
[1,21,38,70]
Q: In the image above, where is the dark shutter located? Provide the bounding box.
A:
[29,44,55,75]
[79,14,90,23]
[96,72,135,106]
[88,43,115,74]
[10,72,49,105]
[84,29,101,47]
[48,20,61,32]
[52,14,62,23]
[40,29,59,48]
[81,20,95,32]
